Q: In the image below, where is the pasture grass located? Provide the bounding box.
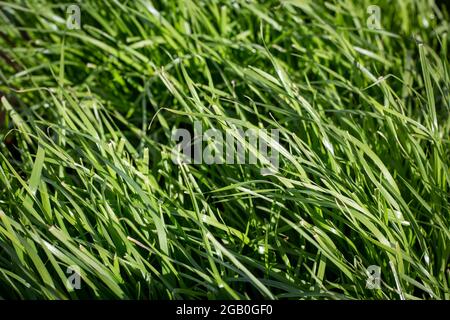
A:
[0,0,449,299]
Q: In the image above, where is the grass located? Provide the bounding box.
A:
[0,0,449,300]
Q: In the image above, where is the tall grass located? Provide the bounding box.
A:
[0,0,449,299]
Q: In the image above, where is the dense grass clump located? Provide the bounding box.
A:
[0,0,449,299]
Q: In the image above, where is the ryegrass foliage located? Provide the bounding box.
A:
[0,0,449,299]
